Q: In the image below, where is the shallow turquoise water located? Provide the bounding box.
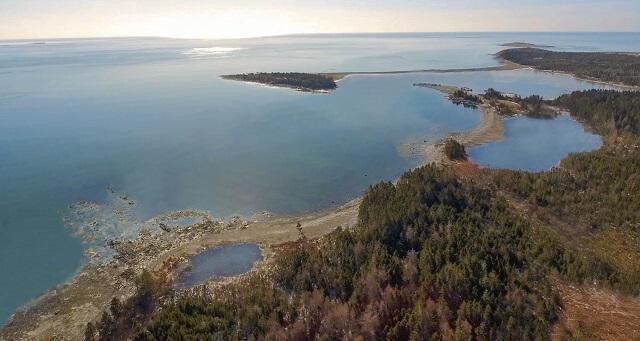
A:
[0,33,634,324]
[175,244,263,288]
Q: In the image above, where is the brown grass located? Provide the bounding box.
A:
[553,281,640,341]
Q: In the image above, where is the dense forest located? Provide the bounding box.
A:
[487,90,640,294]
[86,90,640,340]
[498,48,640,86]
[222,72,337,91]
[554,89,640,135]
[89,166,566,340]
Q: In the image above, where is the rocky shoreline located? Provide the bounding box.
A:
[0,80,544,341]
[0,210,252,340]
[0,197,360,340]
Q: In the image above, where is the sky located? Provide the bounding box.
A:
[1,0,639,40]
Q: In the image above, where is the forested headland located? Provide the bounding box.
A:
[85,90,640,340]
[222,72,337,91]
[498,48,640,87]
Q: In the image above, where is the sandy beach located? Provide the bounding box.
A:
[400,83,504,165]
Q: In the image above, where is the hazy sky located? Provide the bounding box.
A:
[1,0,639,40]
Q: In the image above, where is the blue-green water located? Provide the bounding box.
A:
[469,115,602,172]
[0,33,635,324]
[175,244,263,288]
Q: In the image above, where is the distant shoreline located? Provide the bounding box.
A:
[222,48,640,92]
[325,55,639,92]
[321,57,524,81]
[497,47,640,90]
[500,42,555,48]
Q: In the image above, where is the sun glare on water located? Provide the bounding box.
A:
[183,46,245,58]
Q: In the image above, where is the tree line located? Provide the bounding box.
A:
[498,48,640,86]
[554,89,640,135]
[86,89,640,340]
[222,72,337,91]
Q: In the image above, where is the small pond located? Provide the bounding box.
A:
[175,243,263,288]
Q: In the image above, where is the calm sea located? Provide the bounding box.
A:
[0,32,635,324]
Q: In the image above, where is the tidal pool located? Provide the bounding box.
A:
[174,243,263,288]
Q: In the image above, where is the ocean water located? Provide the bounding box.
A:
[0,32,636,325]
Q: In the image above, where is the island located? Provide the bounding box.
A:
[222,72,338,92]
[500,42,554,48]
[497,47,640,87]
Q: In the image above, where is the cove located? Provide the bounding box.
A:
[469,115,602,172]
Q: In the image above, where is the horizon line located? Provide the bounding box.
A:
[1,30,639,42]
